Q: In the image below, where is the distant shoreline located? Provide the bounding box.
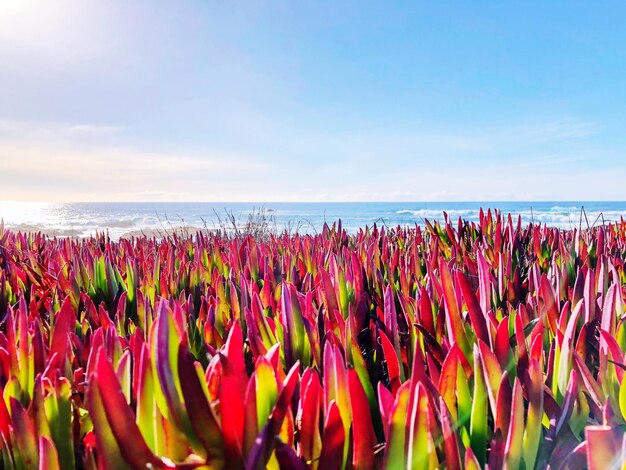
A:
[1,201,625,240]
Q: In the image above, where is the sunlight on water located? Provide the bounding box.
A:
[0,201,624,239]
[0,201,54,224]
[0,202,91,237]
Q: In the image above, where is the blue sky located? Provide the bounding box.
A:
[1,1,625,201]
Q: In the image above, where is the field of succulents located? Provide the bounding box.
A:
[1,210,626,469]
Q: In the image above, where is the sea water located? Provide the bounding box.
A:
[0,201,624,239]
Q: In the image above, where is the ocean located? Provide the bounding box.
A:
[0,201,624,239]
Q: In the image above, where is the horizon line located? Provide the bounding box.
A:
[3,199,626,204]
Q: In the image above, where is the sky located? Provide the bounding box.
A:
[1,1,625,202]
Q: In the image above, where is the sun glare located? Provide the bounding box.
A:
[0,201,51,225]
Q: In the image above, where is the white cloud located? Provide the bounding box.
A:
[0,119,121,143]
[0,119,269,202]
[0,115,619,202]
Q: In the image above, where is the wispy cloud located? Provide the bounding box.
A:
[0,119,123,142]
[523,119,599,142]
[0,115,619,202]
[0,119,269,202]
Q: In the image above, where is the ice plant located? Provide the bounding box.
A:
[1,210,626,468]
